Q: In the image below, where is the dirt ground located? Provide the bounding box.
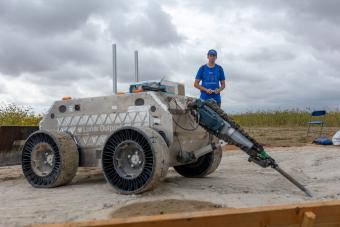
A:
[1,145,340,227]
[244,126,338,147]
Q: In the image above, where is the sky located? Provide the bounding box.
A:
[0,0,339,113]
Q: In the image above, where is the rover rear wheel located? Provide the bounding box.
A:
[102,127,169,194]
[21,130,79,188]
[174,145,222,178]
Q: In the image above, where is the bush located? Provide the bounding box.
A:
[0,103,41,126]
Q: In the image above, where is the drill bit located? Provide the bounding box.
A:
[273,166,313,197]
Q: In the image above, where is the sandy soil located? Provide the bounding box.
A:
[1,145,340,227]
[111,199,222,218]
[244,127,338,147]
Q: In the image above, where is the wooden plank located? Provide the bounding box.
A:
[0,126,38,166]
[32,200,340,227]
[301,211,316,227]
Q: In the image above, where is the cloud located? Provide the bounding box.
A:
[0,0,184,111]
[164,0,340,112]
[108,2,184,47]
[0,0,339,113]
[0,84,6,94]
[0,0,115,35]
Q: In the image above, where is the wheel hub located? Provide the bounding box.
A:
[130,152,142,166]
[113,140,145,179]
[31,142,55,177]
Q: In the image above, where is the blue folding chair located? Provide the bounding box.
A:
[306,110,326,136]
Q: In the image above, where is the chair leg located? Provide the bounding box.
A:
[320,123,324,137]
[307,124,311,136]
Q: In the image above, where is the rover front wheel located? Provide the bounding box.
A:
[102,127,169,194]
[21,130,79,188]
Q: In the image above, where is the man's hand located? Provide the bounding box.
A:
[214,81,226,94]
[206,89,213,94]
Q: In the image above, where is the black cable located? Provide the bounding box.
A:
[166,97,200,160]
[169,98,200,131]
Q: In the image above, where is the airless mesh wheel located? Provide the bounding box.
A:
[102,127,169,194]
[174,145,222,178]
[21,130,79,188]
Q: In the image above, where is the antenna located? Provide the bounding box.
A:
[160,76,166,84]
[112,43,117,95]
[134,50,139,82]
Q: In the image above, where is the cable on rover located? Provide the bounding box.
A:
[168,97,200,132]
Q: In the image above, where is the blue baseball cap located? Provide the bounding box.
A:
[207,49,217,56]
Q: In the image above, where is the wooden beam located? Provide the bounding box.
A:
[301,211,316,227]
[33,200,340,227]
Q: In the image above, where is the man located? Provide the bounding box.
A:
[194,49,225,107]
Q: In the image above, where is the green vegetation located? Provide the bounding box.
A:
[231,110,340,127]
[1,103,339,128]
[0,103,41,126]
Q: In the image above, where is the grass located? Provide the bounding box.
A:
[243,127,338,147]
[1,103,339,147]
[0,103,42,126]
[231,110,340,127]
[229,110,340,146]
[1,103,339,128]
